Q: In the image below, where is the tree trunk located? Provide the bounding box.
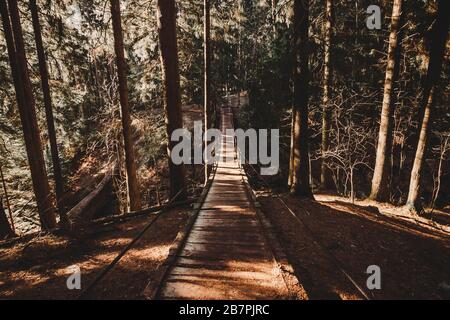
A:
[288,109,296,187]
[237,0,242,106]
[156,0,187,201]
[204,0,211,184]
[271,0,278,34]
[430,136,447,211]
[1,0,56,230]
[110,0,142,211]
[0,163,15,233]
[0,199,15,238]
[350,167,355,204]
[29,0,70,227]
[289,0,313,198]
[370,0,404,202]
[320,0,334,190]
[406,0,449,213]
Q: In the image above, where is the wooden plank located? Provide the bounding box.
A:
[156,106,290,300]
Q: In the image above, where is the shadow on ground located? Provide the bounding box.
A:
[0,207,190,299]
[259,194,450,300]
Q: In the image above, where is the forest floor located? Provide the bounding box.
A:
[258,193,450,300]
[1,192,448,299]
[0,206,190,299]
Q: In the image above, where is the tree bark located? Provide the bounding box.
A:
[110,0,142,211]
[370,0,404,202]
[406,0,449,213]
[204,0,211,184]
[0,163,15,233]
[430,136,447,211]
[156,0,187,200]
[0,199,15,238]
[1,0,56,230]
[288,109,296,187]
[350,167,355,204]
[320,0,334,190]
[237,0,242,105]
[289,0,313,198]
[29,0,70,227]
[271,0,278,34]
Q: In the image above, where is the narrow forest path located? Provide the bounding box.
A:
[156,105,292,299]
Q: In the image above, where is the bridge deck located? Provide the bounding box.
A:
[158,107,289,299]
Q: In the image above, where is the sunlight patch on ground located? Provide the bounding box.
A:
[315,194,450,236]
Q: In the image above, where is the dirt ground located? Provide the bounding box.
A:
[258,192,450,300]
[0,206,190,299]
[1,190,449,300]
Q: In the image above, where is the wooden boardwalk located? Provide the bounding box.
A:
[157,106,290,299]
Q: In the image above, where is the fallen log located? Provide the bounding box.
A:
[67,169,114,226]
[85,198,196,227]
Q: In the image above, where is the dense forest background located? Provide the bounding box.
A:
[0,0,448,234]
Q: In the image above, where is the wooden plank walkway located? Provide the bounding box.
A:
[157,106,290,299]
